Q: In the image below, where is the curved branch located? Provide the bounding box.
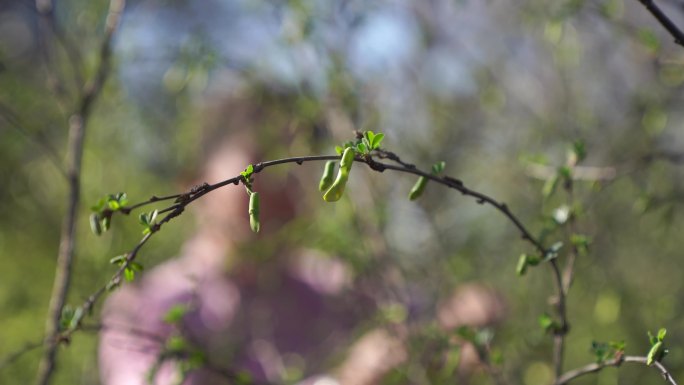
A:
[16,151,548,382]
[556,355,678,385]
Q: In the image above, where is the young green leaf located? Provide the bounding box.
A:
[371,133,385,149]
[90,213,102,236]
[109,255,126,265]
[165,335,188,353]
[124,267,136,282]
[658,328,667,341]
[139,212,149,226]
[431,161,446,174]
[240,164,255,179]
[90,198,107,213]
[164,304,190,324]
[364,130,375,145]
[539,313,558,333]
[572,140,587,163]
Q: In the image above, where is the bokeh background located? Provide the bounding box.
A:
[2,0,684,384]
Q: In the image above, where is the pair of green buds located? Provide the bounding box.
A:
[319,147,355,202]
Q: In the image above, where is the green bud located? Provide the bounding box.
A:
[249,192,260,233]
[90,213,102,236]
[319,161,336,192]
[408,176,428,201]
[516,254,528,276]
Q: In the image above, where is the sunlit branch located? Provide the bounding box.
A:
[556,355,678,385]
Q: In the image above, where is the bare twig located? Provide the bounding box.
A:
[0,341,44,371]
[35,1,126,384]
[637,0,684,47]
[555,355,678,385]
[0,103,66,178]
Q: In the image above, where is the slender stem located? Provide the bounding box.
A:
[0,341,44,371]
[550,259,567,378]
[35,1,125,384]
[375,161,546,254]
[555,355,678,385]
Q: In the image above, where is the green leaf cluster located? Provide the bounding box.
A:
[590,340,625,364]
[89,192,128,236]
[334,130,385,155]
[240,164,254,180]
[59,305,84,332]
[138,210,159,235]
[110,255,144,282]
[538,313,561,334]
[646,328,668,366]
[163,304,191,324]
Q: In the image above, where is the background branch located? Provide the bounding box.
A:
[637,0,684,46]
[34,1,126,384]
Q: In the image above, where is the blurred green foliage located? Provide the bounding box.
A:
[2,0,684,384]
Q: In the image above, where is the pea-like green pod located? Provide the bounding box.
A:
[323,171,349,202]
[339,146,355,171]
[319,161,336,192]
[249,192,260,233]
[408,176,428,201]
[323,148,354,202]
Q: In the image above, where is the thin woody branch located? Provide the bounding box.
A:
[35,1,126,384]
[24,151,549,371]
[637,0,684,47]
[555,355,678,385]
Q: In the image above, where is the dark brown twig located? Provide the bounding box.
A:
[637,0,684,47]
